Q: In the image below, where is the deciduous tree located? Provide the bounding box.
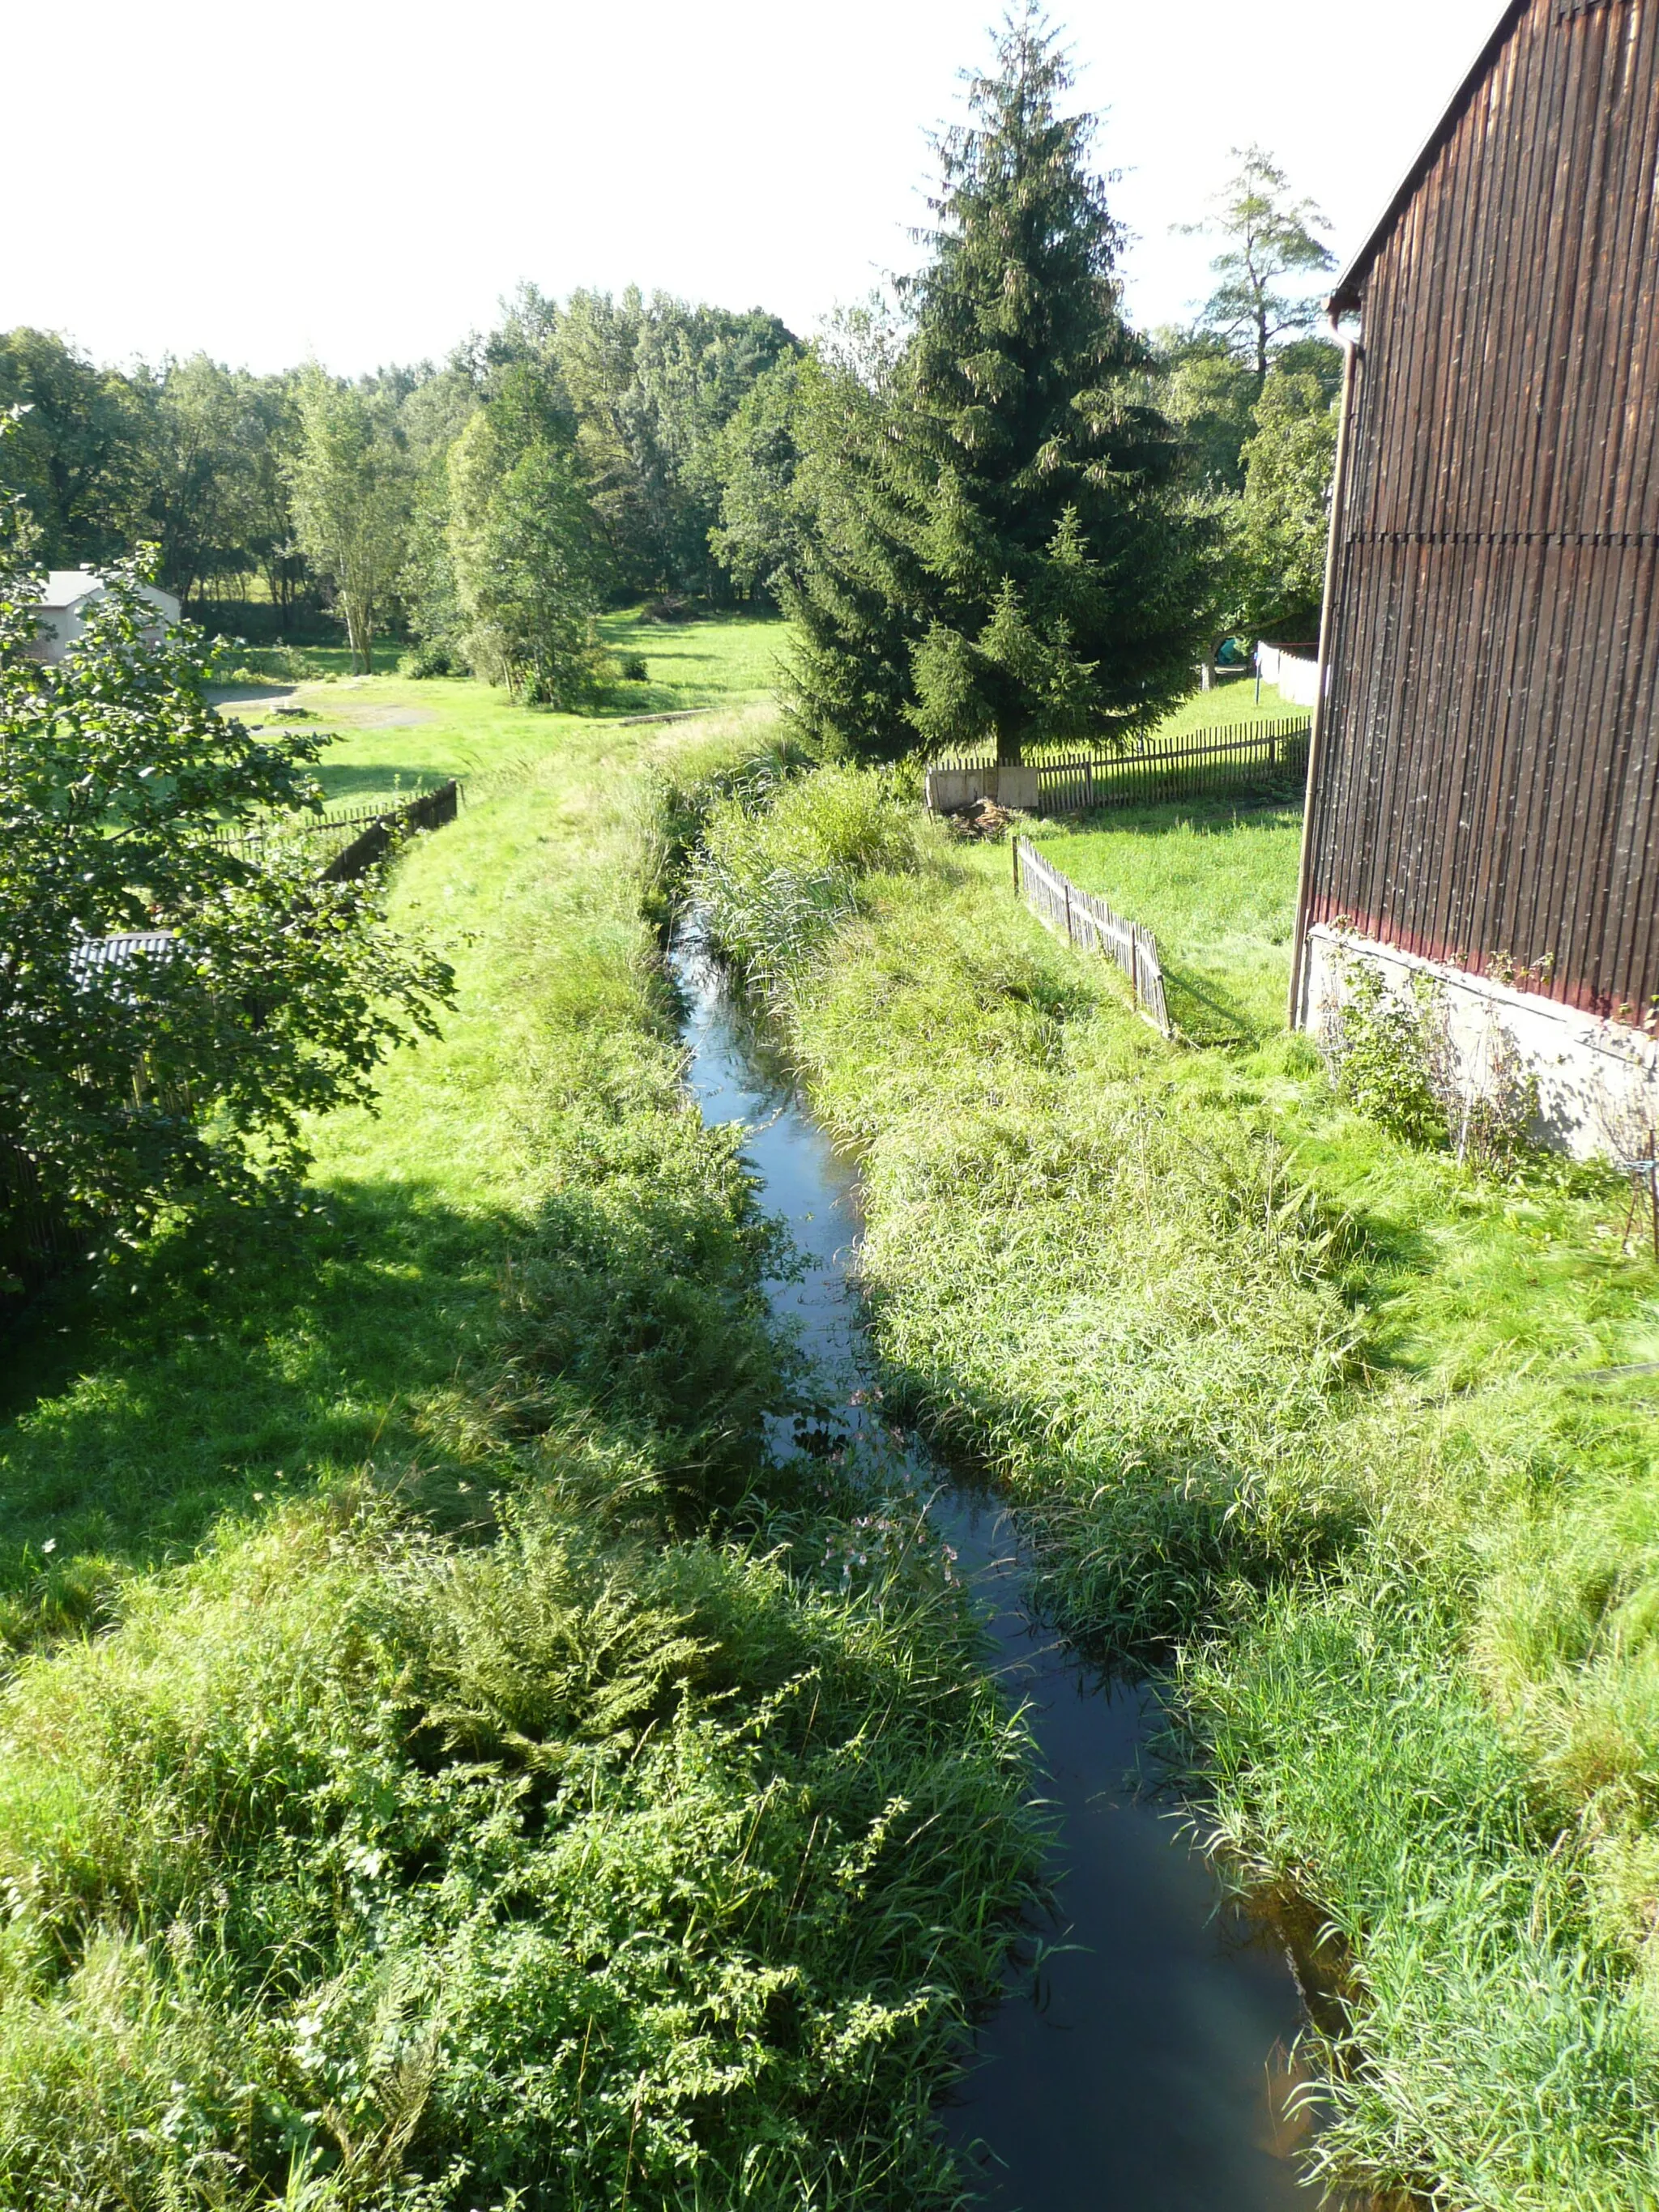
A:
[0,487,450,1247]
[446,364,608,703]
[1230,351,1341,641]
[0,329,152,565]
[1183,147,1335,380]
[285,369,410,671]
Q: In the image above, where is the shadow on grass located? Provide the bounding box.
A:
[0,1154,791,1647]
[1160,963,1267,1049]
[1060,790,1303,841]
[310,761,454,803]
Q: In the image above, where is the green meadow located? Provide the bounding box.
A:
[0,629,1037,2210]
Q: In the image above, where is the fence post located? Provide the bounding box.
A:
[1063,879,1074,944]
[1013,836,1021,894]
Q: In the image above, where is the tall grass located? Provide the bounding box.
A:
[0,671,1040,2206]
[690,761,1659,2206]
[0,1486,1034,2210]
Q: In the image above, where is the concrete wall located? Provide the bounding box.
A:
[924,764,1040,813]
[1299,922,1659,1162]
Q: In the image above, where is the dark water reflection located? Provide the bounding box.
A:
[671,931,1316,2212]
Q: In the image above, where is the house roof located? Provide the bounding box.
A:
[40,569,104,611]
[1329,0,1529,317]
[68,931,177,982]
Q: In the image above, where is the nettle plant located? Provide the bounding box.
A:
[0,505,452,1252]
[1320,940,1539,1174]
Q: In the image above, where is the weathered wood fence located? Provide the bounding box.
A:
[214,779,461,879]
[932,717,1311,818]
[1014,837,1171,1036]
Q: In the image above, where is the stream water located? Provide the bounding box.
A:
[671,930,1316,2211]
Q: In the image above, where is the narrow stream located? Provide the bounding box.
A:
[671,930,1316,2211]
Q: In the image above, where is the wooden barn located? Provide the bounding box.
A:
[1290,0,1659,1155]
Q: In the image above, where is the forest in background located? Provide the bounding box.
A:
[0,143,1341,698]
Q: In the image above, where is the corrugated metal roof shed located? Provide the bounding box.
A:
[67,932,177,981]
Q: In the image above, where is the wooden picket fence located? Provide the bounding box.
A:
[1013,837,1171,1036]
[213,779,461,878]
[933,716,1311,816]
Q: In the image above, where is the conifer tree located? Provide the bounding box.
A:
[787,9,1213,764]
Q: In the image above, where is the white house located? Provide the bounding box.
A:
[29,570,180,663]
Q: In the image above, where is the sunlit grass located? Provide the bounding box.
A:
[0,642,1039,2206]
[1030,796,1302,1043]
[689,756,1659,2205]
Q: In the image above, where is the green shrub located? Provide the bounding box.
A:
[1320,947,1540,1173]
[0,1482,1035,2210]
[620,654,649,683]
[399,640,460,679]
[691,767,917,1006]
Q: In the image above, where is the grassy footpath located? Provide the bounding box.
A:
[0,650,1036,2210]
[692,764,1659,2210]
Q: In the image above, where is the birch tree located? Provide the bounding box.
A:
[286,368,409,670]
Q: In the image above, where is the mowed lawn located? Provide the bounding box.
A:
[224,612,787,808]
[1031,795,1304,1043]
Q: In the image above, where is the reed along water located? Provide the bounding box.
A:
[671,928,1316,2211]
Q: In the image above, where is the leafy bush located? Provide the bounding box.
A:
[399,639,459,678]
[620,653,649,683]
[0,1487,1035,2210]
[217,641,336,683]
[1320,947,1539,1172]
[0,552,453,1242]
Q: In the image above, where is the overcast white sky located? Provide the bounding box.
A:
[11,0,1502,376]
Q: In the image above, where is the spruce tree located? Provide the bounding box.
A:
[787,9,1213,765]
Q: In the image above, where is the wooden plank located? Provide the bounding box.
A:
[1012,837,1175,1036]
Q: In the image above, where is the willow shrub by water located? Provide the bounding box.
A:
[691,758,1659,2207]
[0,719,1039,2210]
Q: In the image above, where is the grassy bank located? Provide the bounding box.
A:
[0,658,1036,2208]
[692,765,1659,2208]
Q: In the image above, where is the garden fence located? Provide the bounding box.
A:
[213,779,461,879]
[934,717,1311,816]
[1013,837,1171,1036]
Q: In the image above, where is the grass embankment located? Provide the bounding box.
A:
[692,762,1659,2208]
[0,645,1035,2210]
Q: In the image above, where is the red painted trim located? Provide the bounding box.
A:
[1307,891,1641,1019]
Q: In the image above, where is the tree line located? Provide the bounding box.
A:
[1,11,1339,744]
[0,293,797,686]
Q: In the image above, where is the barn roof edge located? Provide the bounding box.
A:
[1328,0,1531,316]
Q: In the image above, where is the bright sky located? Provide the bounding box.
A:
[12,0,1501,376]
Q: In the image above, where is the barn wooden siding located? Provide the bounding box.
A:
[1305,0,1659,1019]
